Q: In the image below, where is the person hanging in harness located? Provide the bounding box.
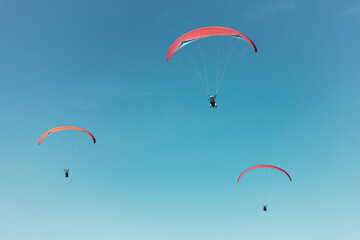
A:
[64,168,70,178]
[262,204,268,211]
[208,94,217,108]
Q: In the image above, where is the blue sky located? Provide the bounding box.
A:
[0,0,360,239]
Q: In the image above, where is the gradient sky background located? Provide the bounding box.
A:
[1,0,360,239]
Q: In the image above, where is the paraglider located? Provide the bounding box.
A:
[208,94,217,108]
[38,126,96,145]
[166,26,257,108]
[237,165,292,182]
[166,26,257,61]
[64,168,70,178]
[262,204,268,211]
[237,165,292,211]
[38,126,96,178]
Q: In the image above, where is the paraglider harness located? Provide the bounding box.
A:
[64,168,70,178]
[262,204,268,211]
[208,94,217,108]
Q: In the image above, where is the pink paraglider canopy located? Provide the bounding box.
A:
[166,26,257,61]
[237,165,292,182]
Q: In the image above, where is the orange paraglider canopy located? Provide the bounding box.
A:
[38,126,96,145]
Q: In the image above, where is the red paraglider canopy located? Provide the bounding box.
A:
[237,165,292,182]
[38,126,96,145]
[166,26,257,61]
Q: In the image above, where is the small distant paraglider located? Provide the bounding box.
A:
[262,204,268,212]
[237,165,292,211]
[38,126,96,178]
[64,168,70,178]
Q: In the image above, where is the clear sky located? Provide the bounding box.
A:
[1,0,360,239]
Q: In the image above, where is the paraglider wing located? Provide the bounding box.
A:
[237,165,292,182]
[166,26,257,61]
[38,126,96,145]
